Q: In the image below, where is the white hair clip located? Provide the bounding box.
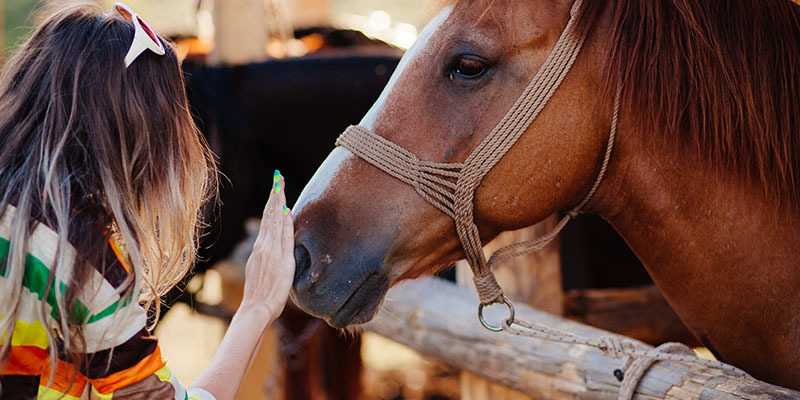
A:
[113,2,166,68]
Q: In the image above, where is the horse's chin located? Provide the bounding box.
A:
[324,273,390,328]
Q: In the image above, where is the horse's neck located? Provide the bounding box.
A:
[593,134,800,387]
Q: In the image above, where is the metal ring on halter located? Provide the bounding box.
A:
[478,296,515,332]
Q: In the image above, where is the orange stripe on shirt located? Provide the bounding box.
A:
[2,346,87,397]
[89,344,166,395]
[39,359,87,397]
[1,345,47,375]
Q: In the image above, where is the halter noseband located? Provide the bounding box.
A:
[336,0,618,308]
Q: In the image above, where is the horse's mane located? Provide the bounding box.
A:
[577,0,800,202]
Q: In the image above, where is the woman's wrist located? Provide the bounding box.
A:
[234,300,279,328]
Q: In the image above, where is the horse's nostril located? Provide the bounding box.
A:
[294,244,311,284]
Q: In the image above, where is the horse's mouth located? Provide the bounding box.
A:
[327,273,389,328]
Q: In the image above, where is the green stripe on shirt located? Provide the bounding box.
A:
[0,237,91,323]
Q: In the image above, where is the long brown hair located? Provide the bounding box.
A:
[577,0,800,202]
[0,2,215,389]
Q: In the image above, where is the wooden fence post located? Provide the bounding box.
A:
[456,215,564,400]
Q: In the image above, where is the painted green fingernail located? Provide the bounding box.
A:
[274,182,280,194]
[273,170,281,183]
[283,205,288,215]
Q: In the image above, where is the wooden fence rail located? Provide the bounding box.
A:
[366,277,799,399]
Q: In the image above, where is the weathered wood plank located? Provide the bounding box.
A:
[367,277,800,400]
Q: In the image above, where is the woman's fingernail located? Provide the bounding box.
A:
[283,205,288,215]
[274,182,280,194]
[273,170,281,183]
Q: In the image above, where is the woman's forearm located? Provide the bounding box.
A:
[189,304,275,400]
[189,175,294,399]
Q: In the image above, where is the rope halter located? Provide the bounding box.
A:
[336,0,618,307]
[334,3,760,397]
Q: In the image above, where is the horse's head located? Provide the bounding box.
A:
[292,0,615,327]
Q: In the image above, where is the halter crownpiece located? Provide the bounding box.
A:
[336,0,616,307]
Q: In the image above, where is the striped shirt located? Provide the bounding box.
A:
[0,205,215,400]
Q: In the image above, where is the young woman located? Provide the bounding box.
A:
[0,3,295,399]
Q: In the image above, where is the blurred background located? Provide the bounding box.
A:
[2,0,433,58]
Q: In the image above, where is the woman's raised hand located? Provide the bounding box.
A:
[191,171,296,398]
[240,171,295,322]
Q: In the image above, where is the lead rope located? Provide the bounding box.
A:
[501,319,749,400]
[482,89,751,399]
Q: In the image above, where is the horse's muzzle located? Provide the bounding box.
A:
[291,240,389,328]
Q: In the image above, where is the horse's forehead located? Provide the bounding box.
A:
[449,0,559,15]
[443,0,567,44]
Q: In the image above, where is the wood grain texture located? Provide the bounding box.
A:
[367,278,800,399]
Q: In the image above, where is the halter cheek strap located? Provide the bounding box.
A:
[336,0,618,306]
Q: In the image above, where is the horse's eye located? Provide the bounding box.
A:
[451,56,487,79]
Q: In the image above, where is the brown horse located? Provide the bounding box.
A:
[291,0,800,390]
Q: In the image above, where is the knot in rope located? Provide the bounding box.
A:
[472,273,504,305]
[567,209,580,218]
[597,335,638,360]
[615,342,695,400]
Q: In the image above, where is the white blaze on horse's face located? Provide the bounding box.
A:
[293,146,348,215]
[294,6,454,216]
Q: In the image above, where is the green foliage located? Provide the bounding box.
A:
[4,0,44,54]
